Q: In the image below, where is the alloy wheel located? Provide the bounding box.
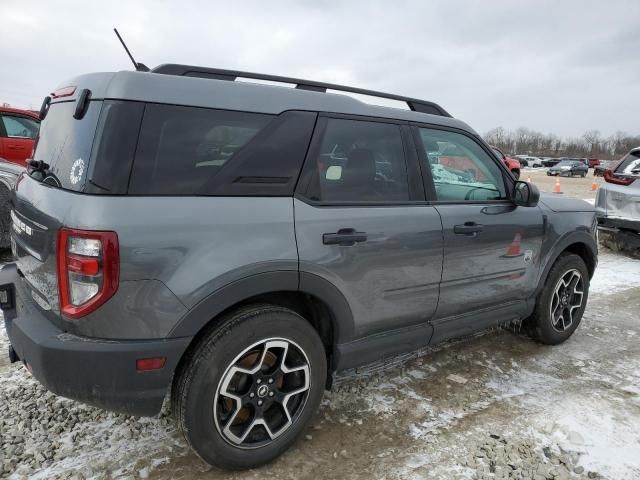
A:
[213,338,311,449]
[549,269,584,332]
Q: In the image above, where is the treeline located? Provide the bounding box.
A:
[484,127,640,160]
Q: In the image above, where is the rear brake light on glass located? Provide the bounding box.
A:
[604,169,636,186]
[50,86,76,99]
[57,228,119,319]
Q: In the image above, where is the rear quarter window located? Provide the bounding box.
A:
[129,105,272,195]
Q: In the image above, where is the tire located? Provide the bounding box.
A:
[511,169,520,180]
[173,304,327,470]
[527,253,590,345]
[581,171,587,178]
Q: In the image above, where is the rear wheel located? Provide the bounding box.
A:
[173,305,327,470]
[527,253,589,345]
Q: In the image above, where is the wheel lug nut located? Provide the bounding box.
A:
[256,379,262,384]
[268,378,274,384]
[258,400,263,406]
[249,392,255,398]
[269,391,274,397]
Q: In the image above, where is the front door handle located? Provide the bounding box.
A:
[323,228,367,246]
[453,222,484,236]
[7,145,25,150]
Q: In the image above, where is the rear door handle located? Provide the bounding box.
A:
[453,222,484,236]
[323,228,367,246]
[7,145,25,150]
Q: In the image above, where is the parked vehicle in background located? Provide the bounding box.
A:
[0,157,24,248]
[587,158,601,168]
[542,158,562,168]
[1,64,598,470]
[0,106,40,166]
[594,160,616,177]
[490,145,521,179]
[547,160,588,177]
[596,147,640,256]
[516,155,543,167]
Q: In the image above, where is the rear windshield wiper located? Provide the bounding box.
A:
[27,159,50,173]
[26,159,61,187]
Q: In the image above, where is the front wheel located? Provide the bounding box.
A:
[527,253,590,345]
[173,305,327,470]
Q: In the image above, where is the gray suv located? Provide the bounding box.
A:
[1,65,597,470]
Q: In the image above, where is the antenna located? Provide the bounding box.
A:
[113,28,149,72]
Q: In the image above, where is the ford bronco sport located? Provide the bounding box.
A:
[1,65,597,470]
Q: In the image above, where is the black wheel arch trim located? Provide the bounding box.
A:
[168,271,355,347]
[535,231,597,297]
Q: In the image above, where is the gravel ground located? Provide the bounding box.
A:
[521,167,600,200]
[2,178,639,479]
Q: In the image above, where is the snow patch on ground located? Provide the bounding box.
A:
[549,396,640,480]
[484,349,640,479]
[589,251,640,294]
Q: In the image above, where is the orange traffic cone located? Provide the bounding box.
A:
[553,177,562,194]
[591,179,598,192]
[527,175,532,183]
[504,233,522,257]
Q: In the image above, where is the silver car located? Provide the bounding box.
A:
[596,147,640,253]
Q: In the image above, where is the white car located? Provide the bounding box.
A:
[515,155,543,168]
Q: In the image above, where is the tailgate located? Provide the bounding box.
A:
[11,175,67,325]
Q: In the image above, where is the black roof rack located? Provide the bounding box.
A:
[151,64,452,118]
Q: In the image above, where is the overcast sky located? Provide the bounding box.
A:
[1,0,638,138]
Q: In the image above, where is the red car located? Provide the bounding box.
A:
[0,106,40,166]
[490,145,521,179]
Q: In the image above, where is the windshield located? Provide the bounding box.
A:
[31,100,102,191]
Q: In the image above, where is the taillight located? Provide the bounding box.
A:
[604,169,636,186]
[57,228,119,319]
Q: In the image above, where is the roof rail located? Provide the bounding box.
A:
[151,64,452,118]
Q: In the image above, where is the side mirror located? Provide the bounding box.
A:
[513,181,540,207]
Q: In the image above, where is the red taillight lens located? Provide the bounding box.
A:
[57,228,119,319]
[604,169,636,186]
[67,255,100,275]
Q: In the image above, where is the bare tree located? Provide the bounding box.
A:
[483,127,640,160]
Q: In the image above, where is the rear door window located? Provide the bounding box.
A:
[129,105,272,195]
[31,100,102,191]
[303,118,410,202]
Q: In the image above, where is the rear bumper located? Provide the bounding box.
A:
[597,217,640,235]
[1,263,191,416]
